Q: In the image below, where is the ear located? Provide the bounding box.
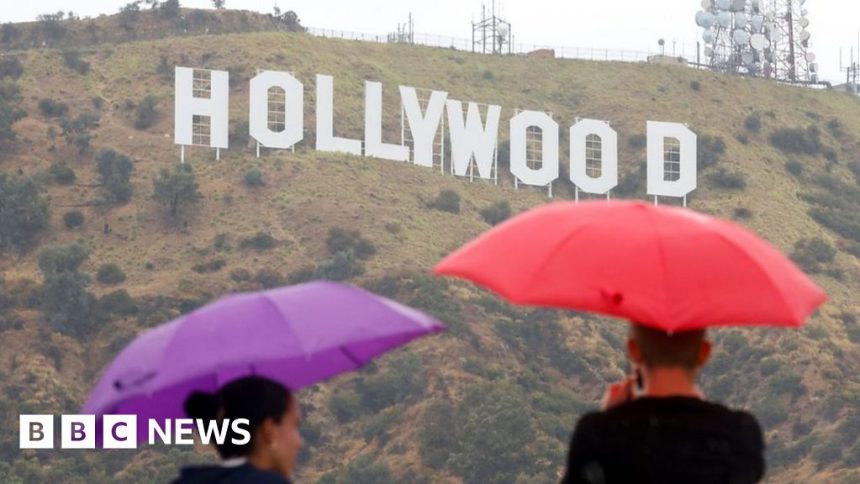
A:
[627,338,643,365]
[258,418,278,446]
[697,340,712,367]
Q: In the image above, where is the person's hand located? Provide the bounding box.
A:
[601,375,636,411]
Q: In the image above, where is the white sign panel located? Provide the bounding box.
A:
[509,110,559,187]
[174,67,229,149]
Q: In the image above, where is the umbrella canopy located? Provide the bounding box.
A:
[434,200,826,332]
[83,281,444,425]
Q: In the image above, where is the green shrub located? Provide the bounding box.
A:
[689,80,701,91]
[769,126,822,155]
[429,189,460,213]
[420,401,455,468]
[134,95,158,130]
[707,169,746,190]
[0,175,50,250]
[812,438,844,467]
[96,289,137,318]
[785,160,804,177]
[153,162,202,217]
[362,409,401,445]
[754,395,788,427]
[627,134,647,150]
[254,268,284,289]
[743,113,761,133]
[0,56,23,79]
[62,50,90,75]
[734,133,749,145]
[159,0,181,18]
[241,231,275,251]
[243,168,264,187]
[38,98,68,118]
[96,263,126,285]
[358,354,425,411]
[791,238,836,274]
[63,210,84,229]
[328,389,362,423]
[192,259,225,274]
[698,135,727,168]
[214,233,231,252]
[315,250,364,281]
[230,268,251,282]
[767,371,806,400]
[60,113,96,153]
[95,149,134,204]
[342,455,395,484]
[326,228,376,260]
[49,161,76,185]
[480,201,511,226]
[733,207,752,219]
[482,70,495,81]
[827,118,844,138]
[38,243,96,337]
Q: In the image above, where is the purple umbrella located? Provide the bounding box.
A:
[82,281,445,434]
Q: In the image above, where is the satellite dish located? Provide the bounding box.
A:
[716,0,732,9]
[750,15,764,32]
[701,0,713,8]
[799,17,810,28]
[696,11,716,28]
[800,30,811,42]
[769,28,783,42]
[806,52,816,62]
[498,24,509,37]
[801,9,808,16]
[733,29,751,45]
[703,29,716,43]
[741,51,755,65]
[735,13,748,29]
[717,11,732,27]
[705,46,714,57]
[750,34,767,50]
[731,0,746,11]
[809,62,817,73]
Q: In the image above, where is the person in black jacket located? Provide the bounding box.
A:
[172,376,302,484]
[562,324,765,484]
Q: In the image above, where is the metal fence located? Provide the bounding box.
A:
[305,27,656,63]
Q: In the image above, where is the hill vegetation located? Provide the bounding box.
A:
[2,5,860,484]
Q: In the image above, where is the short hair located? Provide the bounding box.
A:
[630,324,706,370]
[184,376,292,459]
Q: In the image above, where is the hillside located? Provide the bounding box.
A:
[2,9,860,484]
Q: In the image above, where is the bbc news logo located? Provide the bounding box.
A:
[19,415,250,449]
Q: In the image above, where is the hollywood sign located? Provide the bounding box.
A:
[174,67,697,200]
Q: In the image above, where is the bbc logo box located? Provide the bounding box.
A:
[19,415,137,449]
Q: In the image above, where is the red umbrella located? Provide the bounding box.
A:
[434,201,827,332]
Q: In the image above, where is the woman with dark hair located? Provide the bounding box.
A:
[172,376,302,484]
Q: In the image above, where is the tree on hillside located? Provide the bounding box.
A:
[159,0,181,18]
[0,80,26,145]
[0,175,50,251]
[212,0,226,9]
[95,149,135,204]
[39,243,96,337]
[153,162,202,217]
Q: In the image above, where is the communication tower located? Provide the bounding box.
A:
[694,0,816,82]
[472,1,512,55]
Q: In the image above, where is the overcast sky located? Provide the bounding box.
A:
[1,1,858,84]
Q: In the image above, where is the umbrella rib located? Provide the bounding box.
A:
[258,292,310,357]
[340,346,363,368]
